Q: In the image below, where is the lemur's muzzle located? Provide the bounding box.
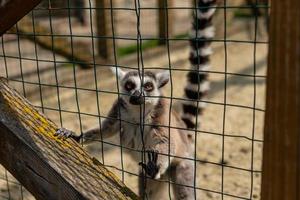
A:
[129,90,144,105]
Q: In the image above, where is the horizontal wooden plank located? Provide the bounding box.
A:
[0,77,138,200]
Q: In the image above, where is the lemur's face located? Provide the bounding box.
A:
[112,68,169,106]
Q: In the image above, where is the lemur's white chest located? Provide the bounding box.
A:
[120,107,153,158]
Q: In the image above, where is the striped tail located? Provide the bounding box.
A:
[181,0,217,129]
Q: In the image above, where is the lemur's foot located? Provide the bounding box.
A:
[139,151,160,179]
[54,128,82,142]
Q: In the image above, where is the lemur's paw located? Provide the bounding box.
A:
[139,151,160,179]
[54,128,82,142]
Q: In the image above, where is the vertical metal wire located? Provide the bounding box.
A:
[47,0,63,126]
[88,0,105,164]
[166,6,173,200]
[31,10,45,113]
[15,23,26,97]
[109,0,125,182]
[221,0,228,199]
[1,37,8,78]
[250,0,259,198]
[192,0,199,198]
[162,1,174,199]
[66,0,84,137]
[133,0,148,198]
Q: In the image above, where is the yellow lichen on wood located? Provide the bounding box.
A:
[0,79,72,147]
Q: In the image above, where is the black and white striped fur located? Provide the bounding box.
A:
[181,0,217,130]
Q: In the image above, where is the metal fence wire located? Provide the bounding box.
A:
[0,0,269,199]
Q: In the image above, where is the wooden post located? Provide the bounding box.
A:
[157,0,173,45]
[0,78,138,200]
[261,0,300,200]
[0,0,41,35]
[95,0,114,60]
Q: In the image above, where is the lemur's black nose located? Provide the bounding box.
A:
[129,90,144,105]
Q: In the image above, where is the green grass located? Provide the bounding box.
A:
[116,33,189,58]
[117,40,160,58]
[233,3,268,19]
[234,9,255,19]
[174,33,189,39]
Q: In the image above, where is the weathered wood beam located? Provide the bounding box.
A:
[261,0,300,199]
[95,0,114,60]
[157,0,173,45]
[0,77,138,200]
[0,0,41,35]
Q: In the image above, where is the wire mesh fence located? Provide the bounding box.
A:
[0,0,269,199]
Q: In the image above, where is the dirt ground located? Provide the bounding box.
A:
[0,1,268,199]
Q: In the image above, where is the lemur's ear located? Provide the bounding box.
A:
[156,71,170,88]
[111,67,126,79]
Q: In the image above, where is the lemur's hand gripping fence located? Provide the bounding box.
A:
[0,0,299,200]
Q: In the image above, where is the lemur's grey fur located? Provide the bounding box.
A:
[82,69,196,199]
[56,0,217,199]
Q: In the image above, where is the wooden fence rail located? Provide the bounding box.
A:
[0,77,138,200]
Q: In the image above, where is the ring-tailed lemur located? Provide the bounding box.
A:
[56,0,217,199]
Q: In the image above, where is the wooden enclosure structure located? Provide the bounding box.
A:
[0,0,299,199]
[261,0,300,199]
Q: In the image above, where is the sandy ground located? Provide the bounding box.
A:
[0,1,268,199]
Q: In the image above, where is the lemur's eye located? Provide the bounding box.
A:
[144,82,154,92]
[124,81,136,91]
